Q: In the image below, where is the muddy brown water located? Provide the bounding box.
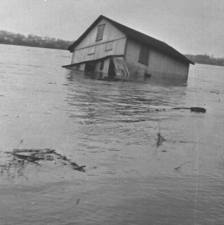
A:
[0,44,224,225]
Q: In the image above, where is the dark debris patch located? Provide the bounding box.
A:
[1,148,85,178]
[151,107,206,113]
[156,132,166,147]
[172,107,206,113]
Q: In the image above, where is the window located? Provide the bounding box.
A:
[87,46,95,55]
[138,45,149,65]
[96,24,105,42]
[105,42,113,51]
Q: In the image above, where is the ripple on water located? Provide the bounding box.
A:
[0,45,224,225]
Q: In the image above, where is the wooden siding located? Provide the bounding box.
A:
[75,19,125,48]
[125,39,189,80]
[71,19,127,64]
[149,51,189,77]
[72,38,126,64]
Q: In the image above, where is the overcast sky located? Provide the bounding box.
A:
[1,0,224,56]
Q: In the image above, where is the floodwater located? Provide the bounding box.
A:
[0,44,224,225]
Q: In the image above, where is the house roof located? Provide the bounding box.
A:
[68,15,194,65]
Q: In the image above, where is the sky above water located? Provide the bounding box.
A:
[1,0,224,56]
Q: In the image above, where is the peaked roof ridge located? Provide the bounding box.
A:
[102,15,193,64]
[68,15,193,64]
[102,15,170,47]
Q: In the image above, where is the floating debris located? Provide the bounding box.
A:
[174,161,191,171]
[210,90,220,95]
[156,132,166,147]
[76,198,81,205]
[1,148,85,178]
[174,165,182,171]
[154,108,166,112]
[48,82,56,85]
[172,107,206,113]
[151,107,206,113]
[189,107,206,113]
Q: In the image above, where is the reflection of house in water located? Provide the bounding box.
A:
[63,15,194,82]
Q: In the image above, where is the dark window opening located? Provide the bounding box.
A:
[108,59,116,80]
[96,24,105,42]
[76,64,80,70]
[99,61,104,70]
[138,45,149,65]
[85,62,96,73]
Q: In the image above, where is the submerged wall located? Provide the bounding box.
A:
[125,39,190,81]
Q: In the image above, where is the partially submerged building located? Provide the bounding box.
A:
[64,15,193,81]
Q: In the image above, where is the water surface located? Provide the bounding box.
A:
[0,44,224,225]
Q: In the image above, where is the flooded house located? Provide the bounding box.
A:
[64,15,193,81]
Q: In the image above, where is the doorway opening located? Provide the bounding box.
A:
[108,59,116,80]
[85,61,97,73]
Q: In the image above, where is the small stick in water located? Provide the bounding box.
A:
[156,132,166,147]
[174,161,191,171]
[172,107,206,113]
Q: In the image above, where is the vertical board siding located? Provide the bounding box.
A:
[125,39,189,79]
[75,18,126,49]
[149,51,189,77]
[72,38,126,64]
[125,40,141,63]
[72,18,126,64]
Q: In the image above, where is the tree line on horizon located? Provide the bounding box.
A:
[186,54,224,67]
[0,30,72,50]
[0,30,224,67]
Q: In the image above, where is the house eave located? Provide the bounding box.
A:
[62,54,124,69]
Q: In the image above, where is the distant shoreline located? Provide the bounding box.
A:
[0,30,72,51]
[0,42,69,51]
[186,54,224,67]
[1,42,223,67]
[1,31,224,67]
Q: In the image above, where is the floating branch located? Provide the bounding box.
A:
[150,107,206,113]
[174,161,191,171]
[172,107,206,113]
